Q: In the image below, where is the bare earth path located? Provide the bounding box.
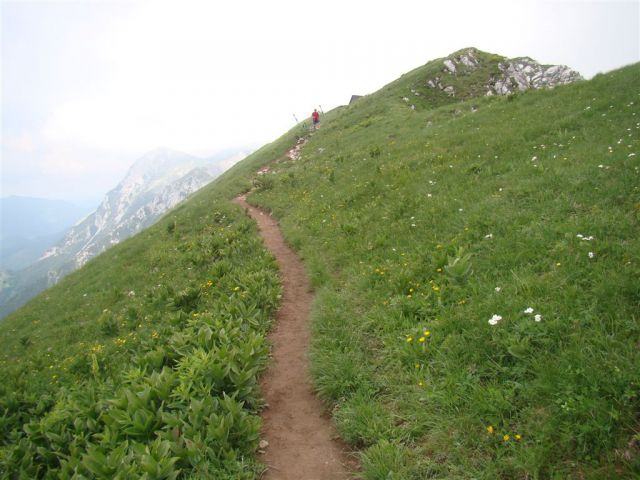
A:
[233,194,355,480]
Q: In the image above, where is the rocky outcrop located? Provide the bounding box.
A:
[487,57,583,96]
[425,48,583,97]
[427,76,455,97]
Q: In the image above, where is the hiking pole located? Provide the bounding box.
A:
[318,105,324,115]
[293,113,299,123]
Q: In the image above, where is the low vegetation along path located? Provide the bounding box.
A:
[233,194,355,480]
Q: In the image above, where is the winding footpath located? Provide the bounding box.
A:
[233,194,355,480]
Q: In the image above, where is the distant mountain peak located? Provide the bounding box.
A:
[39,149,217,270]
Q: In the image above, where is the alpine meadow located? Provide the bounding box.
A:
[1,49,639,478]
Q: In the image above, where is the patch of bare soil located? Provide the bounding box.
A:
[233,195,357,480]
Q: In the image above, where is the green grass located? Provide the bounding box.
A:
[1,48,639,478]
[249,60,640,478]
[0,128,305,478]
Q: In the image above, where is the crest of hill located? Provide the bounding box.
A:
[376,47,582,111]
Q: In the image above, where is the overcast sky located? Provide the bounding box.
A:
[1,0,639,206]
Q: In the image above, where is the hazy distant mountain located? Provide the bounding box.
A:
[40,148,217,269]
[0,147,239,319]
[0,196,91,271]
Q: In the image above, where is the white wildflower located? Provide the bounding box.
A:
[485,233,493,239]
[534,314,543,322]
[588,251,595,259]
[524,307,534,314]
[488,314,503,326]
[495,287,501,292]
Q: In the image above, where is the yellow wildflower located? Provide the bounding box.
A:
[515,434,522,441]
[503,434,510,441]
[406,336,413,343]
[486,425,494,434]
[418,337,425,343]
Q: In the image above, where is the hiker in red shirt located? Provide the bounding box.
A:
[311,109,320,129]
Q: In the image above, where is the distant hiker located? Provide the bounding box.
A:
[311,109,320,129]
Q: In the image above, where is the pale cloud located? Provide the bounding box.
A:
[2,131,38,154]
[39,1,305,154]
[2,0,638,203]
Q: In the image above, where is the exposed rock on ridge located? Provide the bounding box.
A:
[490,56,583,96]
[426,48,583,98]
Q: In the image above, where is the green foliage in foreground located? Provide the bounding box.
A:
[0,131,306,477]
[250,63,640,478]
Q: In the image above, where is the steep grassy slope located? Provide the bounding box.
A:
[250,62,640,478]
[0,132,301,477]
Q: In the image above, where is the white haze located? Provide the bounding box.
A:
[2,0,638,205]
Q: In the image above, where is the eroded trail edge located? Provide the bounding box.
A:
[233,194,355,480]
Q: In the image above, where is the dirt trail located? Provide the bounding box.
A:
[233,194,355,480]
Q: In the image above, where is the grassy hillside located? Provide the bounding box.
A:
[0,131,300,478]
[1,48,638,479]
[249,60,640,478]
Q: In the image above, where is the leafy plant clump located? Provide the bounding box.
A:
[0,199,281,477]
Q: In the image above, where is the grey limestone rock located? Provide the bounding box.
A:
[443,59,457,74]
[459,52,479,68]
[493,56,583,94]
[426,48,582,98]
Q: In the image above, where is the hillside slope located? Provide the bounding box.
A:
[249,58,640,477]
[1,49,638,478]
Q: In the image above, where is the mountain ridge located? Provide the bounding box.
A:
[0,147,236,318]
[0,196,90,272]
